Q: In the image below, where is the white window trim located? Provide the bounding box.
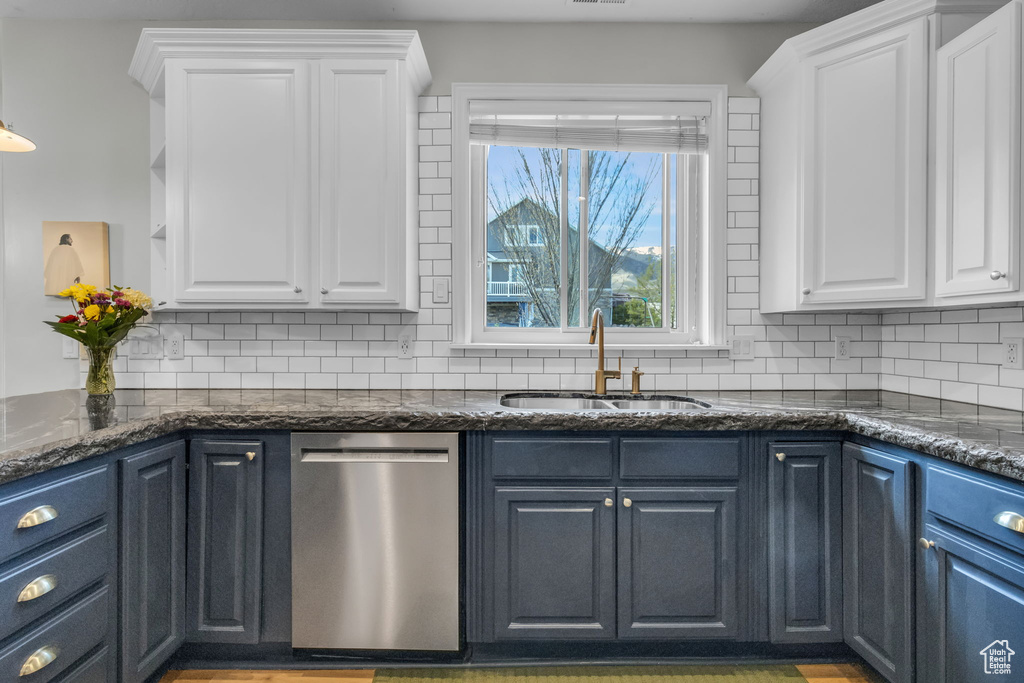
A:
[451,83,729,349]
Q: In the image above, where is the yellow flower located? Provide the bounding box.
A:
[120,288,153,310]
[83,304,101,320]
[59,283,98,303]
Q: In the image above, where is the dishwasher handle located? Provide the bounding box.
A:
[300,448,450,464]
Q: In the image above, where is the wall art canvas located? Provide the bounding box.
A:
[41,221,110,295]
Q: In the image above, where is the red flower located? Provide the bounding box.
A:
[58,314,79,324]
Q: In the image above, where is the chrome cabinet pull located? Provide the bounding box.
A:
[246,451,256,462]
[801,287,811,295]
[775,452,786,462]
[919,538,936,549]
[17,506,58,529]
[320,288,329,295]
[994,511,1024,534]
[19,646,58,676]
[991,271,1007,280]
[294,286,303,293]
[17,574,57,602]
[623,498,632,508]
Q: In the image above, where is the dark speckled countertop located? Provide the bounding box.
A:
[3,388,1024,486]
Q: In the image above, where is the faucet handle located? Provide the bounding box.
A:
[631,365,644,395]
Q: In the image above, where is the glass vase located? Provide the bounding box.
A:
[85,346,116,395]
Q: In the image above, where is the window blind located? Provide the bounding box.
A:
[468,100,710,154]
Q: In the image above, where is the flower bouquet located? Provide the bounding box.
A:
[45,284,153,395]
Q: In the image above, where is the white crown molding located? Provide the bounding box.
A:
[129,28,431,95]
[748,0,1006,91]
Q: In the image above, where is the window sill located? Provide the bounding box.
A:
[449,342,730,352]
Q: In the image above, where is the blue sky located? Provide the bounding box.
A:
[486,145,667,249]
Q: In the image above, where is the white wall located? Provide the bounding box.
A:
[0,17,814,397]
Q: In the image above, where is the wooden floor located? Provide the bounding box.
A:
[160,664,878,683]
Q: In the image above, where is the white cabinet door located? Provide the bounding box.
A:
[800,19,928,305]
[166,60,312,303]
[317,59,405,307]
[935,1,1020,298]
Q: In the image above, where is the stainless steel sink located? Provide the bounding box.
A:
[499,396,616,410]
[607,399,709,410]
[499,394,712,411]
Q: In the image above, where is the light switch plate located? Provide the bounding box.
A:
[128,334,164,360]
[62,338,79,359]
[432,278,450,304]
[728,335,755,360]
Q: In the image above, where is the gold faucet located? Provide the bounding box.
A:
[589,309,621,394]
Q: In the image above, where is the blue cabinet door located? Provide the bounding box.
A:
[843,443,915,683]
[119,441,187,683]
[920,523,1024,682]
[186,439,264,644]
[768,441,843,644]
[617,487,738,639]
[493,487,616,639]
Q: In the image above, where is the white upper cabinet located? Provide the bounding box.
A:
[750,0,1003,313]
[800,19,928,306]
[166,60,312,304]
[934,0,1021,300]
[130,30,431,311]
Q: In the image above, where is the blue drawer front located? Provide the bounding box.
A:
[0,585,109,683]
[0,525,110,641]
[619,438,740,479]
[55,646,111,683]
[492,437,615,480]
[928,466,1024,556]
[0,466,109,564]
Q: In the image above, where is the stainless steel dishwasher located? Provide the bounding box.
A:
[291,432,460,651]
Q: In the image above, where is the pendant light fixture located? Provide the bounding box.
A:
[0,120,35,152]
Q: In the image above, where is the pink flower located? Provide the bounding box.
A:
[115,298,131,308]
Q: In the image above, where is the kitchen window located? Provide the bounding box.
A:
[452,84,728,348]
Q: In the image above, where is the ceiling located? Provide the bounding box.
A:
[0,0,886,23]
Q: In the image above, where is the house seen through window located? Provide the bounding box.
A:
[454,85,726,347]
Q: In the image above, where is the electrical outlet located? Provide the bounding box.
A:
[728,335,755,360]
[1004,338,1024,370]
[165,333,185,360]
[62,337,79,359]
[835,336,852,361]
[397,333,414,359]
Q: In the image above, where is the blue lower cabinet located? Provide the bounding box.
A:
[119,441,187,683]
[493,487,617,639]
[843,443,915,683]
[617,487,738,639]
[919,523,1024,682]
[187,439,265,644]
[767,442,843,644]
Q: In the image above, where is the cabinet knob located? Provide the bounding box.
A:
[775,452,786,462]
[19,646,58,677]
[994,511,1024,534]
[321,288,329,295]
[991,271,1007,280]
[294,286,303,293]
[801,287,811,296]
[623,498,632,508]
[918,538,936,549]
[246,451,256,462]
[17,505,58,529]
[17,574,58,603]
[604,498,613,507]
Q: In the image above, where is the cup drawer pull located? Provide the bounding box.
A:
[17,506,58,529]
[994,511,1024,534]
[19,646,58,676]
[17,574,58,603]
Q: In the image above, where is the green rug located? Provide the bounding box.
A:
[375,666,807,683]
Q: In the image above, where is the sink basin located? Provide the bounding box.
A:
[607,399,710,410]
[499,394,712,411]
[499,396,616,410]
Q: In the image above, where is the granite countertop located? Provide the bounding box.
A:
[3,388,1024,486]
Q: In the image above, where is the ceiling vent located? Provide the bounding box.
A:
[566,0,629,6]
